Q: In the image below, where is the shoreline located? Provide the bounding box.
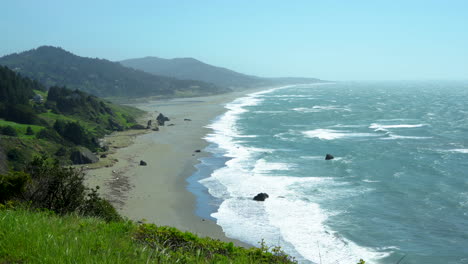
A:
[86,87,271,247]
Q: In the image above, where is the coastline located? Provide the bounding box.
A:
[86,87,270,247]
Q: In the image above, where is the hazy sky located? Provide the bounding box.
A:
[1,0,467,80]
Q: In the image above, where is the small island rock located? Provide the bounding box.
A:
[140,160,147,166]
[253,193,269,201]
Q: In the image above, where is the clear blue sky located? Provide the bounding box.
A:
[1,0,467,80]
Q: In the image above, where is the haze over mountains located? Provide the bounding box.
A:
[0,46,322,99]
[120,57,322,90]
[0,46,226,98]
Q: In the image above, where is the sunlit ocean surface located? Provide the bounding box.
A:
[190,82,468,264]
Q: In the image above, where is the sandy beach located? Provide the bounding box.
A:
[86,88,268,247]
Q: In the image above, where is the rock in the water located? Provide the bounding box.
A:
[167,124,175,126]
[325,154,334,160]
[140,160,147,166]
[147,120,152,129]
[194,149,201,153]
[184,118,192,121]
[253,193,269,201]
[131,124,146,130]
[100,154,107,158]
[156,113,170,126]
[152,127,159,131]
[70,147,99,164]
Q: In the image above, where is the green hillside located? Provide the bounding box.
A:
[0,46,229,98]
[0,66,144,171]
[0,208,298,264]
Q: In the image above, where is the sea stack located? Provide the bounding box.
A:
[325,154,334,160]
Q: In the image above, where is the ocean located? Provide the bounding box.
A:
[187,82,468,264]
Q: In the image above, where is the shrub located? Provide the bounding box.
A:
[80,187,122,222]
[2,125,17,136]
[3,104,39,124]
[0,171,30,203]
[53,119,66,135]
[37,128,64,144]
[26,126,34,135]
[21,156,121,221]
[55,147,67,156]
[63,121,87,145]
[6,148,24,162]
[23,157,86,214]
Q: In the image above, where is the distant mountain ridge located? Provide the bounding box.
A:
[120,56,264,89]
[0,46,228,98]
[120,57,323,90]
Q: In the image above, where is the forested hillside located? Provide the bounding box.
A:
[0,66,144,171]
[0,46,229,98]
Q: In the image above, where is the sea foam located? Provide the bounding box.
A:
[201,85,386,263]
[302,129,377,140]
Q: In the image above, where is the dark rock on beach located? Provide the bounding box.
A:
[140,160,147,166]
[157,113,170,126]
[194,149,201,153]
[147,120,152,129]
[325,154,334,160]
[70,147,99,164]
[184,118,192,121]
[253,193,269,201]
[100,154,107,158]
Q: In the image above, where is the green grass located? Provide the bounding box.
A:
[33,89,48,98]
[0,209,153,264]
[0,208,297,264]
[0,119,44,138]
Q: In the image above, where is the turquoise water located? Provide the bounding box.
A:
[192,82,468,264]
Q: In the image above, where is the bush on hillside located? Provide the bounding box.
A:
[6,148,24,162]
[0,171,30,203]
[37,128,65,144]
[80,187,122,222]
[15,156,121,221]
[2,104,39,125]
[54,147,67,157]
[1,126,17,136]
[26,126,34,135]
[63,121,88,145]
[23,157,86,214]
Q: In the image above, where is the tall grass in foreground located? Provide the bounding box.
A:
[0,208,297,263]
